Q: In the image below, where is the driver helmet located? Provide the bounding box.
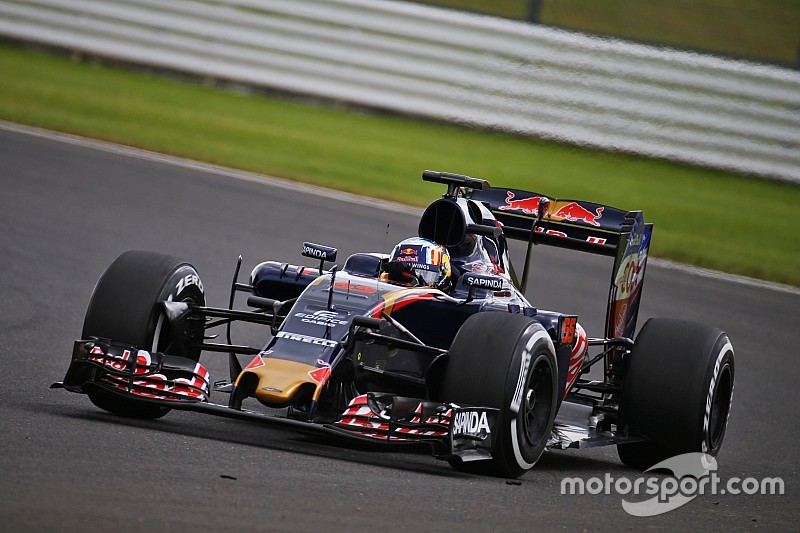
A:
[385,237,452,290]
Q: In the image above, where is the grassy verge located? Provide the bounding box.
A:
[1,43,798,286]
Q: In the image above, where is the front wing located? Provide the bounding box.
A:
[54,340,499,463]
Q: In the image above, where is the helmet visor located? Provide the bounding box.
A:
[414,266,441,287]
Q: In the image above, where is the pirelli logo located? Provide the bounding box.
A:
[276,331,338,348]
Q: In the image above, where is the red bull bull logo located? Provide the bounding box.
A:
[553,202,604,227]
[499,191,544,216]
[499,192,604,227]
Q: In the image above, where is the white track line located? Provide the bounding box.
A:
[3,120,797,296]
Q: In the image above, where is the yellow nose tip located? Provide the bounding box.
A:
[236,357,318,406]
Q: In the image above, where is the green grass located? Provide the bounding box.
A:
[1,44,798,286]
[414,0,800,67]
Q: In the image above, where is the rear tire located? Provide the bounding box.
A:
[618,318,735,470]
[82,251,205,419]
[438,313,558,478]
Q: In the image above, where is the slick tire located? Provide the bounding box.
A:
[82,250,205,419]
[617,318,735,470]
[439,313,558,478]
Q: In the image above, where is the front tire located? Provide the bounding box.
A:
[82,251,205,419]
[438,313,558,478]
[618,318,735,470]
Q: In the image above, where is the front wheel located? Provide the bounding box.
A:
[438,313,558,478]
[617,318,735,470]
[81,250,206,419]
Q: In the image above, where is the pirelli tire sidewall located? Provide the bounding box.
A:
[81,251,206,419]
[618,318,735,469]
[150,264,206,359]
[82,251,206,358]
[438,312,558,478]
[500,325,558,477]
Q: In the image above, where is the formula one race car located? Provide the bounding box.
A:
[53,170,735,477]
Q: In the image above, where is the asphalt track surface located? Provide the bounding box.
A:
[1,125,798,531]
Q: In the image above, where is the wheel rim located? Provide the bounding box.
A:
[708,363,733,449]
[522,357,554,447]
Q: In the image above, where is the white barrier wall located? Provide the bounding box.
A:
[1,0,799,182]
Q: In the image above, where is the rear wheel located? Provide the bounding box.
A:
[438,313,558,478]
[618,318,735,469]
[82,251,205,419]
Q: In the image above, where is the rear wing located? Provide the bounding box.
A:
[471,187,629,256]
[421,173,652,343]
[469,186,653,342]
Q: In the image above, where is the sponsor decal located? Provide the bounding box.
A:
[302,243,336,261]
[499,191,544,215]
[294,310,348,327]
[463,273,505,290]
[333,280,378,294]
[560,316,577,344]
[703,342,733,453]
[428,247,441,266]
[245,355,265,370]
[133,350,153,375]
[308,360,332,385]
[176,273,203,294]
[499,193,604,227]
[303,245,327,259]
[535,227,568,237]
[510,336,536,414]
[89,346,153,374]
[552,202,604,227]
[586,236,607,245]
[173,364,210,398]
[614,254,643,301]
[452,410,491,437]
[566,323,587,393]
[276,331,338,348]
[89,345,129,371]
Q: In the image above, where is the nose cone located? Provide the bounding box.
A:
[236,357,318,406]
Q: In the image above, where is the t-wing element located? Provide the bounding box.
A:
[422,170,490,198]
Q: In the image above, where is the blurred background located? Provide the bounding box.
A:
[414,0,800,68]
[1,0,798,285]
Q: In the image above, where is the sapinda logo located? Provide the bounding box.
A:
[303,245,332,259]
[452,410,491,436]
[464,275,504,289]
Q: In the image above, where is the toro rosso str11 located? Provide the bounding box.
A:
[54,171,735,477]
